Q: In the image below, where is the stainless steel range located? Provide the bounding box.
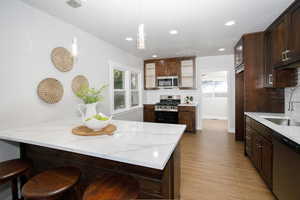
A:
[155,95,181,124]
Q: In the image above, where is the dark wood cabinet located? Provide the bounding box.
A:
[143,105,155,122]
[166,59,180,76]
[178,106,196,133]
[245,116,273,189]
[288,1,300,64]
[268,17,288,69]
[144,57,196,90]
[261,136,273,187]
[263,0,300,88]
[234,33,284,141]
[156,60,167,77]
[235,72,244,141]
[267,0,300,69]
[154,58,180,77]
[252,131,262,171]
[245,124,253,157]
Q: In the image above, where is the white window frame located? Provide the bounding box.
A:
[109,61,143,114]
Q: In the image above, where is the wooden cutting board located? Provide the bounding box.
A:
[72,124,117,136]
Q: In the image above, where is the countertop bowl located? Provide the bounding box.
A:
[84,117,112,131]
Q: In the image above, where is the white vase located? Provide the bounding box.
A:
[78,102,98,121]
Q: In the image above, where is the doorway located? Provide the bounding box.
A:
[201,71,228,124]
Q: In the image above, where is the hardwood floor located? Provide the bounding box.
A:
[181,120,275,200]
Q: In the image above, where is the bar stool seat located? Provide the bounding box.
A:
[0,159,31,200]
[0,159,31,184]
[22,167,81,200]
[83,174,139,200]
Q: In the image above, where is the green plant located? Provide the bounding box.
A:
[76,84,108,104]
[85,114,109,122]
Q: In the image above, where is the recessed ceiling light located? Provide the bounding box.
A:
[218,48,226,52]
[169,30,179,35]
[225,20,236,26]
[152,54,158,58]
[125,37,133,41]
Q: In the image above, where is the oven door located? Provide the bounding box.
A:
[155,111,178,124]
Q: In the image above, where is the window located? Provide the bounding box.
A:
[130,72,140,107]
[110,62,142,113]
[113,69,126,110]
[202,71,228,98]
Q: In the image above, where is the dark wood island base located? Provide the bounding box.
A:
[20,143,181,200]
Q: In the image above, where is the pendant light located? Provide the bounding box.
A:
[137,0,146,50]
[137,24,146,50]
[72,37,78,58]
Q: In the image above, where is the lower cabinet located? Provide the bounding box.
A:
[143,104,197,133]
[246,116,273,189]
[178,106,196,133]
[144,105,155,122]
[261,136,273,187]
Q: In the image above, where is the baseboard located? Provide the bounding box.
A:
[202,116,228,120]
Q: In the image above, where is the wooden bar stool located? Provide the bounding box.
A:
[0,159,31,200]
[21,167,81,200]
[83,174,139,200]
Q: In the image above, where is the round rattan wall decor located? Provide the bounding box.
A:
[51,47,74,72]
[37,78,64,104]
[72,75,89,94]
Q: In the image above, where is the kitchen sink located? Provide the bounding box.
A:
[264,118,300,127]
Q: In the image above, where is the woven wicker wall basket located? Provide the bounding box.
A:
[37,78,64,104]
[51,47,74,72]
[72,75,89,94]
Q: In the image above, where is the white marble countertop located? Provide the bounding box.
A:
[0,119,186,170]
[245,112,300,144]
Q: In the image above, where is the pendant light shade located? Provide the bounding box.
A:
[137,24,146,50]
[72,37,78,57]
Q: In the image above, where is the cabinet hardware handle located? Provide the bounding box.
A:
[282,51,286,61]
[285,49,291,61]
[282,49,291,62]
[268,74,273,85]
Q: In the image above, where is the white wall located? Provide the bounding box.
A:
[201,71,228,120]
[0,0,142,198]
[144,55,235,132]
[285,69,300,120]
[202,98,228,120]
[197,55,235,132]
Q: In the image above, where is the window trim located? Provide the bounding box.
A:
[109,61,143,115]
[129,71,142,108]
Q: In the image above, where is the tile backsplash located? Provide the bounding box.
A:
[144,89,201,105]
[285,69,300,120]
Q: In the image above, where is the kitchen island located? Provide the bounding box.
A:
[0,119,185,199]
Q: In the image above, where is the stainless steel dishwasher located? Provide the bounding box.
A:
[273,132,300,200]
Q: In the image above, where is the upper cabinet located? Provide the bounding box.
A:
[264,0,300,88]
[144,63,157,90]
[180,59,195,89]
[234,38,244,68]
[288,1,300,64]
[266,1,300,69]
[144,57,196,90]
[267,17,288,69]
[166,59,180,76]
[156,58,180,77]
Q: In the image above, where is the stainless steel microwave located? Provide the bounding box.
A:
[157,76,179,89]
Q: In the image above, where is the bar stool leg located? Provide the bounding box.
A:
[11,178,19,200]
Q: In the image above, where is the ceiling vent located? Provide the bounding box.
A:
[66,0,84,8]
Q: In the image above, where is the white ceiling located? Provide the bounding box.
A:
[21,0,294,59]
